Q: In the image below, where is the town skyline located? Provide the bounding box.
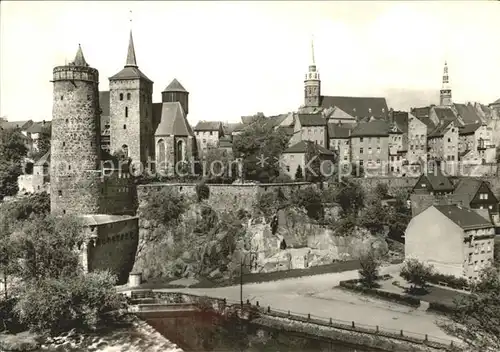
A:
[1,1,499,123]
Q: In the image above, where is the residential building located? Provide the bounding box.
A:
[292,113,328,148]
[324,106,357,125]
[427,120,459,169]
[25,121,51,152]
[350,120,390,176]
[411,169,454,196]
[388,113,408,175]
[453,179,500,224]
[218,136,233,156]
[281,140,336,180]
[407,114,428,169]
[405,204,495,281]
[194,121,224,156]
[328,123,352,165]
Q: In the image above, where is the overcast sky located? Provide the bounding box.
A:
[1,1,499,124]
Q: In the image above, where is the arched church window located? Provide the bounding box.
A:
[176,140,184,162]
[122,145,129,157]
[127,93,131,100]
[119,93,123,101]
[157,139,166,165]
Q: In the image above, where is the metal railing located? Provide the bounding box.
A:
[129,291,458,349]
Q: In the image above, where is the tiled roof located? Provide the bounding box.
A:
[34,151,50,166]
[26,121,51,134]
[422,169,454,191]
[434,205,493,230]
[0,120,33,130]
[194,121,222,131]
[297,113,327,126]
[453,179,485,205]
[428,120,453,138]
[490,98,500,106]
[223,122,245,134]
[264,114,290,129]
[283,140,335,155]
[328,123,352,139]
[415,116,435,130]
[321,96,389,119]
[109,66,153,83]
[434,107,457,121]
[154,102,194,137]
[454,103,481,124]
[459,122,481,135]
[99,91,110,117]
[350,120,389,137]
[72,45,88,67]
[392,111,409,134]
[411,106,431,119]
[163,79,187,93]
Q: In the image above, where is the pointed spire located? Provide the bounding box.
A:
[311,36,316,65]
[72,44,89,67]
[125,30,138,68]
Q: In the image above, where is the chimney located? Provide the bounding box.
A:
[42,120,46,126]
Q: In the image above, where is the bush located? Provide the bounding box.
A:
[14,271,125,334]
[339,279,420,307]
[195,182,210,202]
[358,251,380,288]
[400,259,434,291]
[428,301,456,314]
[426,272,469,290]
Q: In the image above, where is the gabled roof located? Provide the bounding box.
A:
[264,114,290,129]
[489,98,500,106]
[328,123,352,139]
[411,106,431,119]
[392,111,409,134]
[194,121,223,131]
[0,120,33,130]
[223,122,245,134]
[326,106,356,121]
[297,113,327,127]
[453,179,497,205]
[428,120,454,138]
[434,205,493,230]
[454,103,482,124]
[434,107,457,121]
[459,122,481,135]
[283,140,335,155]
[415,115,435,130]
[34,151,50,166]
[154,102,194,137]
[321,96,389,119]
[350,120,389,137]
[99,91,110,117]
[163,78,187,93]
[26,121,51,134]
[277,126,294,137]
[418,169,454,192]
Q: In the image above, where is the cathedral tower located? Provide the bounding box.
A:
[304,38,321,108]
[440,61,452,106]
[50,45,101,215]
[109,30,154,167]
[162,79,189,115]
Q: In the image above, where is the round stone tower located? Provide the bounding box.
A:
[50,45,102,215]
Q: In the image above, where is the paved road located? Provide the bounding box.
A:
[155,264,457,343]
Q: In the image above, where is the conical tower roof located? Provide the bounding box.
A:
[71,44,89,67]
[163,78,187,93]
[125,30,137,67]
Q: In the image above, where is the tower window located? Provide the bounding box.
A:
[87,95,91,101]
[66,119,68,123]
[62,210,66,214]
[62,142,65,147]
[127,93,131,100]
[60,96,63,100]
[119,93,124,101]
[68,165,71,170]
[58,190,62,197]
[125,107,128,117]
[123,124,127,129]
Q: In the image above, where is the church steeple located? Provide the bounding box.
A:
[125,30,138,68]
[304,36,321,108]
[440,61,452,106]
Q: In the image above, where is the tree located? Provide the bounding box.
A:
[140,187,187,227]
[374,183,389,200]
[360,199,388,235]
[294,165,304,181]
[13,215,85,281]
[400,259,434,292]
[1,192,50,221]
[202,148,238,183]
[0,159,22,200]
[444,266,500,351]
[334,177,365,217]
[27,128,51,161]
[0,220,18,300]
[358,250,380,288]
[232,118,290,182]
[290,186,324,220]
[195,181,210,202]
[0,127,28,163]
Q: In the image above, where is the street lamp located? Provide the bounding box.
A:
[239,251,257,308]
